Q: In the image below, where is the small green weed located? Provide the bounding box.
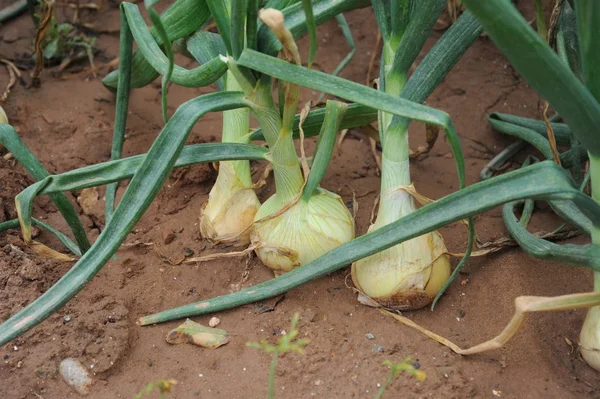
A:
[374,357,426,399]
[134,379,177,399]
[247,312,309,399]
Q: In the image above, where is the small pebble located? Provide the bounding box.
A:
[63,315,72,323]
[208,317,220,327]
[183,247,194,257]
[59,358,92,395]
[163,232,176,245]
[314,380,322,386]
[365,333,375,340]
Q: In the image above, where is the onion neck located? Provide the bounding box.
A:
[581,152,600,371]
[590,153,600,291]
[375,42,413,228]
[222,70,252,187]
[375,122,414,227]
[247,80,304,207]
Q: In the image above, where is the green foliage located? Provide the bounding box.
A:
[134,379,177,399]
[40,19,95,62]
[246,312,309,355]
[247,312,309,399]
[375,358,426,399]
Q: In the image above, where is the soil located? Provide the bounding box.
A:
[1,1,599,398]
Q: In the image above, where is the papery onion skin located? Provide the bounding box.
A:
[0,105,7,124]
[251,188,355,273]
[351,230,451,311]
[200,162,260,247]
[580,306,600,371]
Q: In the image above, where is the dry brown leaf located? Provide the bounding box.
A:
[382,291,600,356]
[166,319,229,349]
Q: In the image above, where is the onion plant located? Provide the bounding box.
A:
[351,0,455,311]
[456,0,600,371]
[3,1,600,376]
[102,0,358,247]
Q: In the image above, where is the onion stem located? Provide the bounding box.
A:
[222,70,253,187]
[588,153,600,291]
[246,79,304,206]
[581,152,600,370]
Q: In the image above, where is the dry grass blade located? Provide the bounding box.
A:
[66,57,119,79]
[182,245,258,264]
[547,0,565,49]
[542,102,561,165]
[369,195,379,225]
[540,1,562,166]
[335,128,348,154]
[383,291,600,355]
[252,163,273,189]
[0,58,21,101]
[346,184,358,219]
[298,101,312,179]
[32,0,56,86]
[80,22,119,34]
[30,240,76,261]
[365,31,381,87]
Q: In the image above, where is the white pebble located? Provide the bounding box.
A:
[59,358,92,395]
[209,317,221,327]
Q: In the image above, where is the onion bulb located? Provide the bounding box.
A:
[251,188,354,273]
[0,105,7,124]
[581,301,600,371]
[200,161,260,246]
[351,157,451,310]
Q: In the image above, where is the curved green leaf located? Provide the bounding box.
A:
[16,143,268,238]
[301,0,316,68]
[488,112,571,145]
[302,101,347,200]
[0,92,249,345]
[401,10,482,104]
[257,0,370,56]
[389,0,446,79]
[122,3,227,88]
[145,0,175,123]
[102,0,211,90]
[0,125,90,252]
[237,49,467,189]
[576,0,600,102]
[462,0,600,156]
[503,200,600,269]
[0,218,81,256]
[185,30,228,91]
[556,0,580,77]
[249,103,377,142]
[106,8,133,226]
[207,0,232,55]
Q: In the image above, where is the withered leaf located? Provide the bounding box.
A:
[166,319,229,349]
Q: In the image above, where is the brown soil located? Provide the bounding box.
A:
[1,1,599,398]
